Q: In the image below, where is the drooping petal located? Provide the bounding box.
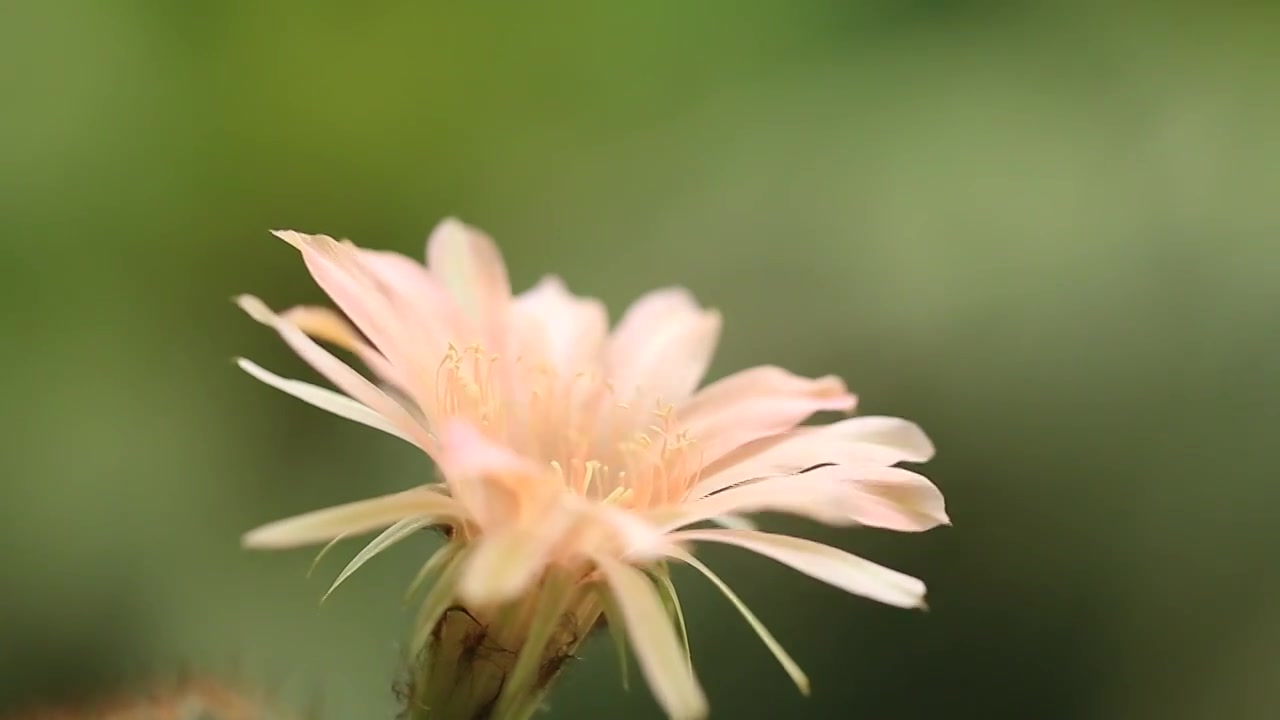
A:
[608,287,722,405]
[514,275,608,377]
[593,555,709,720]
[425,218,511,348]
[243,488,460,549]
[236,295,435,453]
[279,305,403,386]
[666,546,809,695]
[678,366,856,470]
[688,415,935,499]
[669,529,927,609]
[236,358,412,443]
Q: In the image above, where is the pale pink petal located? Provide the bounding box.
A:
[243,487,459,549]
[456,504,574,606]
[271,232,412,369]
[608,288,721,405]
[514,275,608,377]
[669,529,927,609]
[236,295,436,454]
[425,218,511,349]
[663,465,948,532]
[593,555,709,720]
[456,527,546,607]
[438,420,555,527]
[353,249,463,358]
[678,366,855,470]
[688,415,934,499]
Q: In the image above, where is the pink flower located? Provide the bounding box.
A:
[237,219,947,719]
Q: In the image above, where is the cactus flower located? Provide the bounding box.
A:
[237,219,948,719]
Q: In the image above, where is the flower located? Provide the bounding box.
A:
[237,219,948,719]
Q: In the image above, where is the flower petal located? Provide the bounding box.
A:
[325,516,434,600]
[236,358,412,443]
[271,232,413,369]
[456,501,576,607]
[243,488,459,549]
[438,420,556,527]
[425,218,511,348]
[678,366,856,470]
[514,275,608,377]
[665,465,947,533]
[236,295,435,453]
[593,555,709,720]
[688,415,935,499]
[608,287,721,405]
[666,546,809,695]
[279,305,402,385]
[352,249,462,360]
[669,529,927,609]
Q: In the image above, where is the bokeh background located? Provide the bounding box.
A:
[3,1,1278,718]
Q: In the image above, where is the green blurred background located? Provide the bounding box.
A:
[3,1,1278,718]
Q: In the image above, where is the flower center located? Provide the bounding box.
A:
[431,343,702,509]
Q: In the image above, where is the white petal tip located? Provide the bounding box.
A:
[234,294,275,324]
[269,229,303,247]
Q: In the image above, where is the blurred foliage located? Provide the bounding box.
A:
[2,1,1278,718]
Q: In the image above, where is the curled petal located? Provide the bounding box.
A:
[689,415,935,499]
[243,488,459,549]
[665,465,948,532]
[670,529,927,609]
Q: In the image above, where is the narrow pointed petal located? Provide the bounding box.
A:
[608,288,721,405]
[236,358,412,443]
[679,366,856,469]
[593,555,709,720]
[236,295,435,453]
[243,488,459,549]
[425,218,511,346]
[667,546,809,695]
[669,529,927,609]
[412,548,468,652]
[325,517,434,600]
